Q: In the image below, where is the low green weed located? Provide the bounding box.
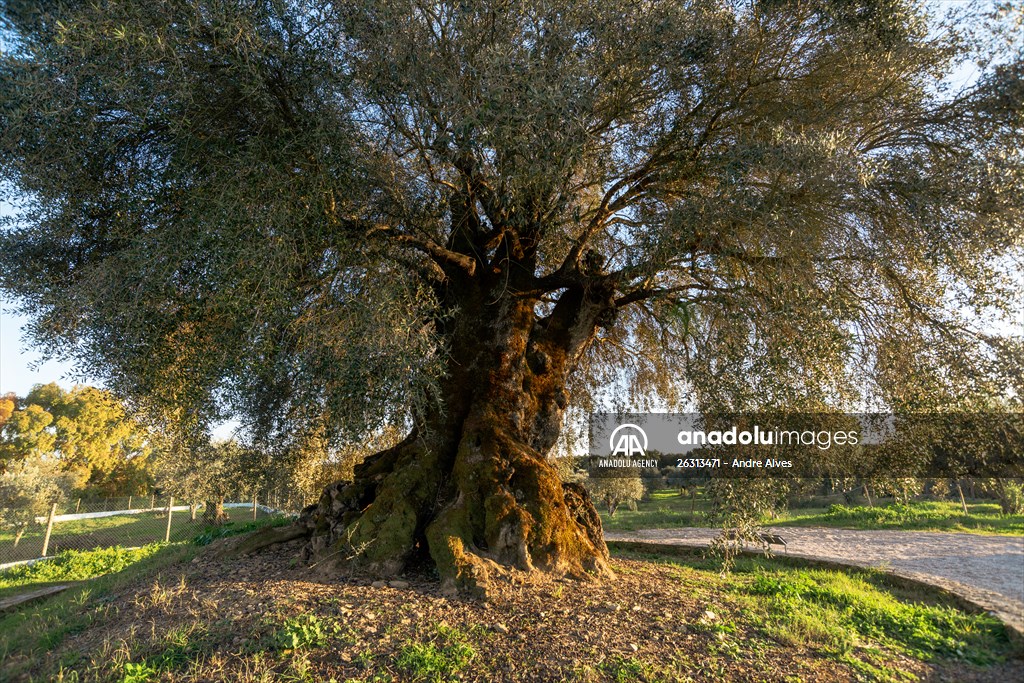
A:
[395,624,476,681]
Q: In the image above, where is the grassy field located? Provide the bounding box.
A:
[772,501,1024,534]
[597,489,714,531]
[0,516,291,602]
[0,544,169,602]
[0,506,276,564]
[599,490,1024,535]
[613,548,1018,681]
[0,536,1017,682]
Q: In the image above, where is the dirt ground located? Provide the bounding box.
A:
[4,539,1022,682]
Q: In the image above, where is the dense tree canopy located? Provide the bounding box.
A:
[1,0,1021,590]
[2,0,1021,430]
[0,384,157,494]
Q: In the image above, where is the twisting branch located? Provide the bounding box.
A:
[331,217,478,278]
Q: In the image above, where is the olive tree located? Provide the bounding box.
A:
[585,473,646,518]
[268,422,404,510]
[982,478,1024,514]
[158,438,257,525]
[1,0,1021,594]
[0,457,72,547]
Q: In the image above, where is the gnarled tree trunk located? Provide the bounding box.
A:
[298,275,616,596]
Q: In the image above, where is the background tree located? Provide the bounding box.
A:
[155,437,208,521]
[0,400,56,469]
[0,393,14,429]
[198,440,243,526]
[1,0,1021,593]
[157,438,254,525]
[0,452,74,547]
[981,478,1024,515]
[585,473,646,518]
[33,384,156,492]
[266,422,405,510]
[1,384,158,495]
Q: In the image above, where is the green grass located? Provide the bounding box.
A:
[616,548,1015,678]
[0,506,277,563]
[395,624,477,682]
[191,515,293,546]
[0,515,289,602]
[597,489,713,531]
[597,656,656,682]
[0,541,199,669]
[772,501,1024,535]
[743,568,1005,664]
[0,544,166,600]
[273,614,340,651]
[598,490,1024,535]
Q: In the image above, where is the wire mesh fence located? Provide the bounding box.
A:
[0,495,302,568]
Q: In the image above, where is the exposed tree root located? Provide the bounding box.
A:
[297,415,611,597]
[211,523,309,560]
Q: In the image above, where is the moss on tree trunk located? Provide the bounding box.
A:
[298,415,611,596]
[298,285,616,595]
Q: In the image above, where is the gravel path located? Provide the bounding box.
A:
[606,527,1024,639]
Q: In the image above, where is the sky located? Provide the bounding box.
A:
[0,306,99,397]
[0,193,98,395]
[0,194,96,395]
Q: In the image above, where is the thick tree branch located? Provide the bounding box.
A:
[333,217,478,278]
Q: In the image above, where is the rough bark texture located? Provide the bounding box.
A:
[203,499,227,526]
[298,275,617,596]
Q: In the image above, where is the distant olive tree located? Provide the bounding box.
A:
[158,438,255,525]
[585,473,646,517]
[981,478,1024,515]
[270,423,405,510]
[0,454,74,547]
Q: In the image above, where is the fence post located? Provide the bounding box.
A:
[150,492,156,510]
[41,502,58,557]
[127,495,132,511]
[252,493,258,521]
[164,496,174,543]
[75,498,81,513]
